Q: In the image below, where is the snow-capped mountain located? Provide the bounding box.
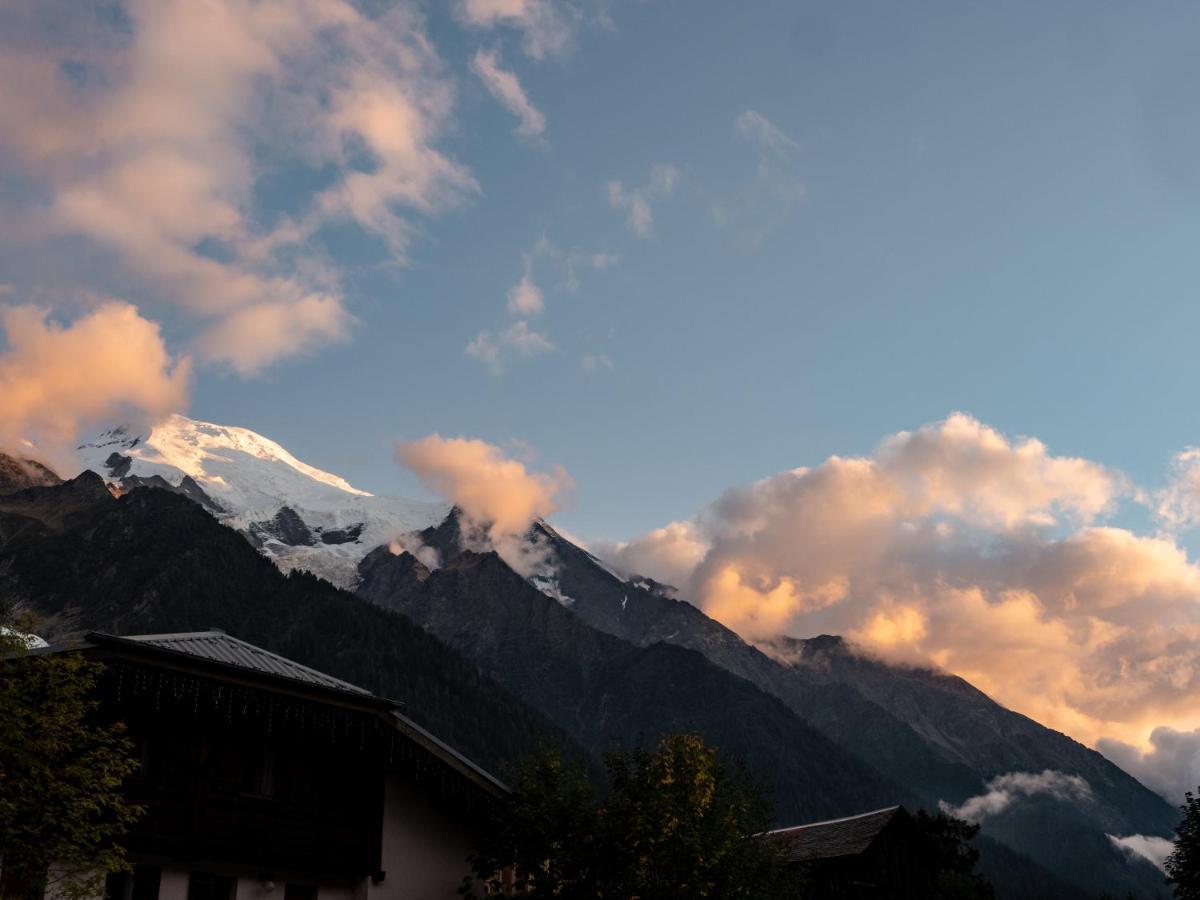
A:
[78,415,447,587]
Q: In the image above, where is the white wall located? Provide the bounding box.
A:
[368,773,479,900]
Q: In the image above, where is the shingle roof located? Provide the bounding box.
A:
[767,806,905,863]
[105,630,371,696]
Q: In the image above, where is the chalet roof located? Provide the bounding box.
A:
[101,630,372,696]
[766,806,906,863]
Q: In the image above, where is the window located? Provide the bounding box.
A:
[106,866,160,900]
[240,746,276,797]
[187,872,234,900]
[284,884,316,900]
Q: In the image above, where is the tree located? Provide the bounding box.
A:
[463,733,787,898]
[1168,790,1200,899]
[911,810,994,899]
[0,610,142,900]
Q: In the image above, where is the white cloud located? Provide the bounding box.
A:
[457,0,579,60]
[466,320,555,373]
[471,48,546,139]
[1099,727,1200,803]
[714,110,805,247]
[506,271,545,316]
[1107,834,1175,873]
[581,353,613,373]
[0,0,474,374]
[939,770,1093,824]
[735,109,799,158]
[608,164,680,238]
[1157,447,1200,532]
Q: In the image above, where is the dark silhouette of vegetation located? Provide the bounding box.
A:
[1169,789,1200,898]
[911,810,995,899]
[463,733,789,899]
[0,609,141,900]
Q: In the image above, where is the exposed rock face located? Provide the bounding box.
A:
[319,523,364,545]
[0,452,62,495]
[251,506,316,547]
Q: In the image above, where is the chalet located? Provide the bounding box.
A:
[766,806,928,899]
[28,630,508,900]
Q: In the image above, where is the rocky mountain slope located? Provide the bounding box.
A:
[76,417,447,587]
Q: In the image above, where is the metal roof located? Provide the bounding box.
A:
[766,806,905,863]
[110,630,372,696]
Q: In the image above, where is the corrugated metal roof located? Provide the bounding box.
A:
[766,806,905,863]
[119,630,371,696]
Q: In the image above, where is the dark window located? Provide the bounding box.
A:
[284,884,316,900]
[104,872,129,900]
[240,746,276,797]
[131,867,161,900]
[187,872,234,900]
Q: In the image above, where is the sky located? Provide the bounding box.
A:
[5,0,1200,797]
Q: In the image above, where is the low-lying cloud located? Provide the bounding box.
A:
[939,770,1093,823]
[595,413,1200,756]
[1107,833,1174,873]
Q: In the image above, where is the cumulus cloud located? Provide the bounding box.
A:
[397,434,573,574]
[0,0,474,374]
[608,164,680,238]
[457,0,579,60]
[0,302,189,459]
[1157,448,1200,532]
[472,48,546,139]
[1099,727,1200,803]
[465,321,555,373]
[939,770,1093,823]
[592,414,1200,752]
[581,353,614,373]
[591,521,708,590]
[735,110,799,158]
[1107,834,1174,873]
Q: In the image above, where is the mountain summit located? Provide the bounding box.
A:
[77,415,447,586]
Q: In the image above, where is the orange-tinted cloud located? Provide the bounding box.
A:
[0,302,189,458]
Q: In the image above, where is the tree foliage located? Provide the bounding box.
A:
[464,733,788,899]
[0,611,141,900]
[1168,790,1200,899]
[911,810,995,899]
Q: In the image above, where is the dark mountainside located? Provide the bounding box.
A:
[354,510,1174,898]
[0,452,62,494]
[356,544,907,825]
[0,473,575,775]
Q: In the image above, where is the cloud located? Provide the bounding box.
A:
[472,48,546,139]
[939,770,1093,824]
[593,414,1200,752]
[396,433,573,547]
[735,110,799,159]
[1157,447,1200,532]
[0,302,189,459]
[0,0,474,374]
[714,110,805,247]
[608,164,680,238]
[581,353,614,373]
[507,271,545,316]
[1099,727,1200,803]
[1107,834,1175,873]
[465,321,555,373]
[457,0,579,60]
[592,521,708,589]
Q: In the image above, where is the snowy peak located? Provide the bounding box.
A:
[77,415,447,588]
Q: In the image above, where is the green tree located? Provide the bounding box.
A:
[1168,790,1200,899]
[0,611,142,900]
[464,733,787,899]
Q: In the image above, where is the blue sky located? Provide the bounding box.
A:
[4,0,1200,541]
